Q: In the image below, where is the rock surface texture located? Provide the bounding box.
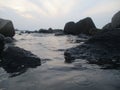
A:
[64,11,120,69]
[0,18,15,37]
[0,46,41,73]
[64,17,96,35]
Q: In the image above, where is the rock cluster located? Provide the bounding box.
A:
[0,18,41,73]
[64,17,98,35]
[64,11,120,69]
[103,11,120,30]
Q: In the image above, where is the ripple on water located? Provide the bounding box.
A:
[71,75,95,88]
[0,68,9,82]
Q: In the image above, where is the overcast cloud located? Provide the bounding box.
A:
[0,0,120,30]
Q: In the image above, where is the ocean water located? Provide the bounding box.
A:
[0,33,120,90]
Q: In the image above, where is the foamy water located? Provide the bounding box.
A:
[0,33,120,90]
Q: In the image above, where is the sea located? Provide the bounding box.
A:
[0,32,120,90]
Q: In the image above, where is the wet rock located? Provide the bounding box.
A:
[64,51,75,63]
[39,28,53,33]
[0,46,41,73]
[54,31,65,36]
[64,28,120,68]
[0,18,15,37]
[5,37,14,43]
[64,17,96,35]
[0,34,5,54]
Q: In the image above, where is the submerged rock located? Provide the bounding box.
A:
[0,46,41,73]
[0,18,15,37]
[5,37,14,43]
[64,17,96,35]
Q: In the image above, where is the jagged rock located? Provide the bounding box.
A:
[0,18,15,37]
[64,17,96,35]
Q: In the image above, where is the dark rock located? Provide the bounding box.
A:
[0,34,5,54]
[102,11,120,30]
[64,22,76,34]
[39,28,53,33]
[64,51,75,63]
[87,29,120,49]
[102,23,112,30]
[112,11,120,28]
[5,37,14,43]
[0,18,15,37]
[64,29,120,68]
[64,17,96,35]
[54,32,65,36]
[89,28,101,35]
[0,46,41,73]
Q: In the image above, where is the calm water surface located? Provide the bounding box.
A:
[0,33,120,90]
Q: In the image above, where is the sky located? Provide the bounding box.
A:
[0,0,120,30]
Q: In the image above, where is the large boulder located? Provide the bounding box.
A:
[0,46,41,73]
[112,11,120,28]
[64,22,76,34]
[103,11,120,29]
[0,18,15,37]
[64,17,96,35]
[102,23,112,30]
[64,29,120,69]
[0,34,5,54]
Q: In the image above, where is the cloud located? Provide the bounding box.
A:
[0,0,77,19]
[82,0,120,16]
[0,0,120,30]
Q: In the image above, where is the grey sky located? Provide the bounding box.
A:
[0,0,120,30]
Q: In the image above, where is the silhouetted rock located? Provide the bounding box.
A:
[64,17,96,35]
[0,46,41,73]
[102,11,120,29]
[112,11,120,28]
[102,23,112,30]
[64,22,76,34]
[64,29,120,69]
[0,18,15,37]
[39,28,53,33]
[0,34,4,54]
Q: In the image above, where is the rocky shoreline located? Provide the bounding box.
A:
[64,11,120,69]
[0,19,41,74]
[0,10,120,72]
